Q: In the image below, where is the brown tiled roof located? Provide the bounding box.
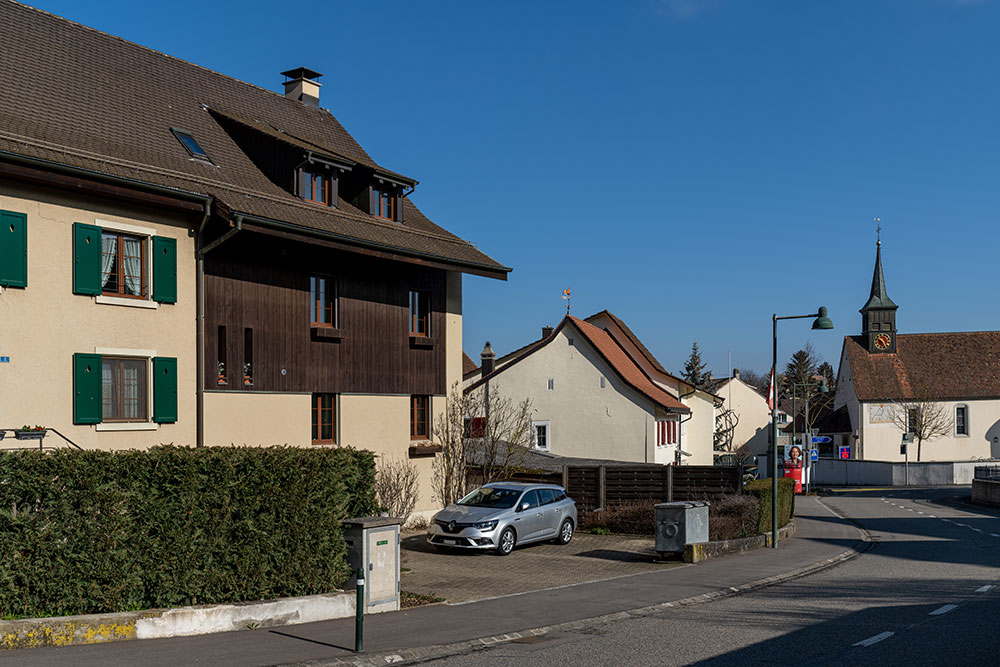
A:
[462,352,478,377]
[0,1,508,277]
[844,332,1000,401]
[585,310,671,377]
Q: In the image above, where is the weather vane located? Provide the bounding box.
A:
[874,216,881,245]
[561,287,572,314]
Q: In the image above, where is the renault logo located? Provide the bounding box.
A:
[448,520,457,532]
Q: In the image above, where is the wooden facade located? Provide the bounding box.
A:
[204,232,447,396]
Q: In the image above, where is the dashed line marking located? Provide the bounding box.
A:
[929,605,958,616]
[971,528,983,533]
[854,631,894,647]
[991,534,1000,538]
[975,585,995,593]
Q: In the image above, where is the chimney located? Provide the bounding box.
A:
[481,341,496,378]
[281,67,322,108]
[733,368,740,379]
[541,326,554,339]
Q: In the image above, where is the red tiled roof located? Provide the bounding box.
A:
[844,332,1000,401]
[462,352,478,377]
[568,317,689,413]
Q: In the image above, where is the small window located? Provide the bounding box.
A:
[568,337,575,346]
[409,290,430,337]
[374,184,396,220]
[600,377,606,389]
[410,395,429,439]
[776,413,788,424]
[656,419,678,447]
[547,378,554,390]
[101,231,146,298]
[102,357,148,422]
[171,128,210,161]
[302,169,332,205]
[906,408,919,434]
[532,421,550,450]
[312,393,337,444]
[310,275,337,327]
[243,327,254,387]
[956,405,969,436]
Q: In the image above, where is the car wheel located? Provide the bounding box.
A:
[557,519,574,545]
[496,527,516,556]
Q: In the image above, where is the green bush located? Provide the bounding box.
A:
[744,478,796,534]
[0,445,376,619]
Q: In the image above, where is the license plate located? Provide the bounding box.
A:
[443,539,456,545]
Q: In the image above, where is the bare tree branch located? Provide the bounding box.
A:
[892,398,953,462]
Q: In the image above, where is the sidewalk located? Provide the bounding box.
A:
[3,496,864,667]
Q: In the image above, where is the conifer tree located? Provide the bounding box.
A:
[681,341,713,390]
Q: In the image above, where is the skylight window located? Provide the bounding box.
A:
[170,128,210,162]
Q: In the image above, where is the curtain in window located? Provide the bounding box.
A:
[122,363,140,419]
[122,237,143,295]
[101,234,117,288]
[101,361,114,419]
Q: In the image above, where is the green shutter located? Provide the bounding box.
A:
[73,223,102,295]
[152,236,177,303]
[153,356,178,423]
[73,353,103,424]
[0,210,28,288]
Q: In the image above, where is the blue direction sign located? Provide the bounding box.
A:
[811,436,832,444]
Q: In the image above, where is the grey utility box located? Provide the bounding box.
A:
[654,501,709,555]
[342,516,402,614]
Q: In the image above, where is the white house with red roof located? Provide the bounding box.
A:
[464,312,720,465]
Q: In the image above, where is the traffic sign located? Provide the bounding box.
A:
[839,446,851,460]
[811,436,832,444]
[809,449,819,462]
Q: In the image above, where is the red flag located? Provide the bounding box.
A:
[767,367,775,411]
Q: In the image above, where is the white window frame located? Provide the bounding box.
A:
[93,218,159,310]
[531,420,550,451]
[955,404,969,437]
[94,346,158,431]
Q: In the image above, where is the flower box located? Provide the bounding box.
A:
[15,429,47,441]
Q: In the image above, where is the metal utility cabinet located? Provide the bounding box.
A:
[654,501,709,556]
[342,517,402,614]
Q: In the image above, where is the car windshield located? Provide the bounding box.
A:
[457,487,522,509]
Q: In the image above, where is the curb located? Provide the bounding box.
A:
[282,498,873,667]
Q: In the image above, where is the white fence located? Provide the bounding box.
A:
[759,456,1000,486]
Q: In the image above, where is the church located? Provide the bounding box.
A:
[832,241,1000,462]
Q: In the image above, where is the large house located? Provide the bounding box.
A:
[833,240,1000,461]
[0,1,508,515]
[464,311,720,465]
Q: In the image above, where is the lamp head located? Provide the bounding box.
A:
[818,379,830,393]
[812,306,834,330]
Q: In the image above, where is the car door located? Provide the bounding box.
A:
[535,488,561,538]
[513,490,545,542]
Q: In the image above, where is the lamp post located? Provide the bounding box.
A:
[791,379,829,493]
[771,307,833,548]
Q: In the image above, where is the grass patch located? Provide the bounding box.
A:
[400,591,445,608]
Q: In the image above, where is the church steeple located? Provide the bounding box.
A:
[860,239,898,353]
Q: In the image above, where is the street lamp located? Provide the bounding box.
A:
[770,307,833,549]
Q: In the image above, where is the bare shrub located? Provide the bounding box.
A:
[708,493,760,541]
[580,502,656,535]
[375,457,419,522]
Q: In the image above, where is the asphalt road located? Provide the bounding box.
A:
[427,487,1000,666]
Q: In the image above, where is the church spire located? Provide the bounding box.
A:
[860,236,898,354]
[860,240,897,311]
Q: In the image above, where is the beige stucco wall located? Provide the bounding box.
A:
[0,181,197,449]
[203,391,311,446]
[681,391,716,465]
[475,326,657,463]
[718,378,772,450]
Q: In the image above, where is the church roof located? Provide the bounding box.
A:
[860,242,898,312]
[843,332,1000,402]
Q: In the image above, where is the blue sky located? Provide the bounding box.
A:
[30,0,1000,376]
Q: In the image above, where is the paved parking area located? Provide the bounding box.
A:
[400,530,683,603]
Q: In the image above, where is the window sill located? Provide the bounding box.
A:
[96,295,158,309]
[409,335,436,348]
[408,443,442,457]
[96,422,158,432]
[311,326,345,340]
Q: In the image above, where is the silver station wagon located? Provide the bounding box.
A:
[428,482,577,556]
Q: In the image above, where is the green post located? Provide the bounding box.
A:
[354,567,365,653]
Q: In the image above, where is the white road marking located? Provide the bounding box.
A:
[928,515,936,518]
[929,605,958,616]
[971,528,983,533]
[991,534,1000,538]
[942,519,954,523]
[853,631,894,647]
[916,511,924,515]
[955,523,969,528]
[974,585,995,593]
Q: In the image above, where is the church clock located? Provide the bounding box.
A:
[873,333,892,350]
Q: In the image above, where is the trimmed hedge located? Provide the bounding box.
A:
[0,446,376,619]
[744,478,796,535]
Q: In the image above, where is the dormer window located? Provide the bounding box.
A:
[298,166,337,206]
[374,184,396,220]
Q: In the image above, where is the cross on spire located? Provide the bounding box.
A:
[874,217,881,246]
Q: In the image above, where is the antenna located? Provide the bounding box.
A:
[874,217,881,245]
[561,287,572,314]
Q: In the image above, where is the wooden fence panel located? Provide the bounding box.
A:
[671,465,740,500]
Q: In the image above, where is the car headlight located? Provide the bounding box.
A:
[472,520,498,531]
